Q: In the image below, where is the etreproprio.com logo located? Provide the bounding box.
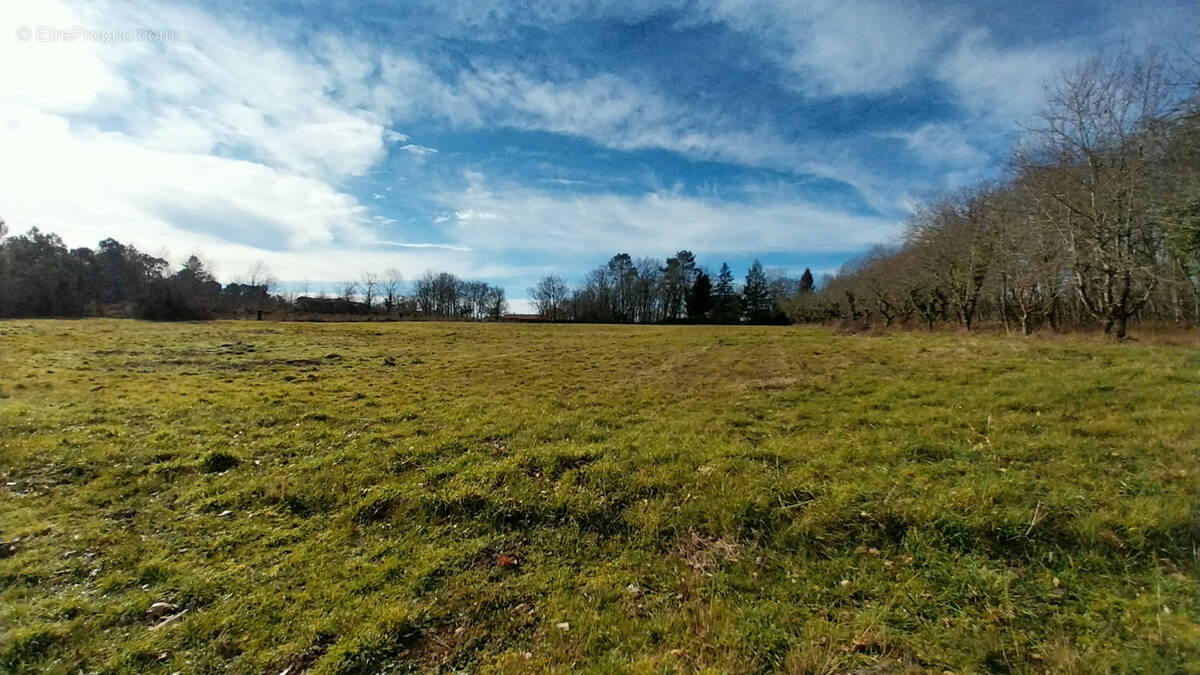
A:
[16,25,177,44]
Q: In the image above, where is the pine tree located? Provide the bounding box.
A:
[686,271,714,322]
[177,255,213,284]
[607,253,636,322]
[661,250,697,320]
[799,267,815,294]
[711,263,739,324]
[741,258,772,323]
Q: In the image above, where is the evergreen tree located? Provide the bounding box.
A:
[607,253,637,322]
[685,271,713,322]
[799,267,815,294]
[661,250,697,320]
[711,263,739,324]
[741,258,773,323]
[141,255,222,320]
[177,255,214,284]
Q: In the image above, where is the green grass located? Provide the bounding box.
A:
[1,320,1198,673]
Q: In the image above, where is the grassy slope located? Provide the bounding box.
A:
[0,320,1197,673]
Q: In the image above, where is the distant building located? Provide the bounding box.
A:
[501,313,544,323]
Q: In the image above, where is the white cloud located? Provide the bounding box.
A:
[886,123,987,168]
[102,3,394,180]
[453,209,499,223]
[429,65,919,211]
[172,240,514,287]
[455,67,802,171]
[377,240,472,251]
[0,0,421,274]
[0,1,126,111]
[690,0,954,96]
[379,0,688,42]
[0,103,371,249]
[938,29,1078,125]
[433,172,902,258]
[399,143,438,157]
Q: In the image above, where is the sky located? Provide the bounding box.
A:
[1,0,1196,310]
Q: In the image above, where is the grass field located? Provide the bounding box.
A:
[1,320,1198,673]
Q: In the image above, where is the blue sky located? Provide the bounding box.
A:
[1,0,1195,309]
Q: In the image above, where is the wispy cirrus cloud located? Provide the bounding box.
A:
[432,171,902,259]
[399,143,438,157]
[377,240,472,251]
[688,0,956,96]
[937,28,1081,126]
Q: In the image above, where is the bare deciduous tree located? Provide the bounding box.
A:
[529,274,568,320]
[382,268,404,315]
[360,273,379,314]
[245,261,275,293]
[1018,53,1175,338]
[906,188,1001,331]
[340,280,358,313]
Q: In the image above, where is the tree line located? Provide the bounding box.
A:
[0,221,805,325]
[292,270,508,320]
[527,253,814,324]
[0,221,807,325]
[0,224,507,321]
[789,52,1199,338]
